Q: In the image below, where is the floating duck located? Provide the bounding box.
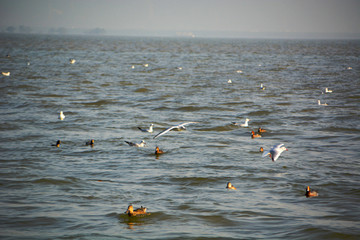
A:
[124,140,146,147]
[51,140,61,147]
[59,111,65,120]
[131,65,135,69]
[69,58,76,64]
[347,66,352,70]
[2,72,10,76]
[226,182,236,190]
[155,146,164,155]
[125,205,149,217]
[86,139,94,146]
[143,63,149,67]
[260,83,265,90]
[251,131,262,138]
[325,88,333,93]
[305,186,318,198]
[262,143,288,162]
[232,118,250,127]
[138,124,154,133]
[258,127,267,133]
[318,100,328,106]
[227,79,232,83]
[259,147,264,152]
[236,70,243,73]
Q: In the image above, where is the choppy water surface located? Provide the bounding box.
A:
[1,34,360,239]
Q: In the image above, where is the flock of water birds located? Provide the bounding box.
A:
[3,55,329,217]
[39,58,333,217]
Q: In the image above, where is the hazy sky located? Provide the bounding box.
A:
[1,0,360,37]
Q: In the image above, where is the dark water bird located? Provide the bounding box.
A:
[305,186,319,198]
[155,146,164,155]
[258,127,267,133]
[52,140,61,147]
[251,131,262,138]
[125,205,149,217]
[86,139,94,146]
[226,182,236,190]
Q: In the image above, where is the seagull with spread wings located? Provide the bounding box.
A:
[153,122,198,139]
[262,143,288,162]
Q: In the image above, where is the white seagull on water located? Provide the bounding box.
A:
[232,118,250,127]
[318,100,328,106]
[59,111,65,120]
[138,124,154,133]
[153,122,198,139]
[325,88,333,93]
[124,140,146,147]
[262,143,288,162]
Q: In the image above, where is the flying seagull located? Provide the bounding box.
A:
[153,122,198,139]
[262,143,288,162]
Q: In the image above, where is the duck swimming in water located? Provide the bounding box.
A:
[258,127,267,133]
[52,140,61,147]
[125,205,149,217]
[155,146,164,155]
[226,182,236,190]
[251,131,262,138]
[86,139,94,146]
[305,186,318,198]
[259,147,264,152]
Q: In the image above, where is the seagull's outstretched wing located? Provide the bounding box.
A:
[270,143,285,161]
[153,122,198,139]
[153,126,177,139]
[177,122,199,128]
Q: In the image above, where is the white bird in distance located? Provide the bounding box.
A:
[138,124,154,133]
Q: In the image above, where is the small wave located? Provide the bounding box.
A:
[76,99,118,106]
[134,87,150,93]
[32,177,79,185]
